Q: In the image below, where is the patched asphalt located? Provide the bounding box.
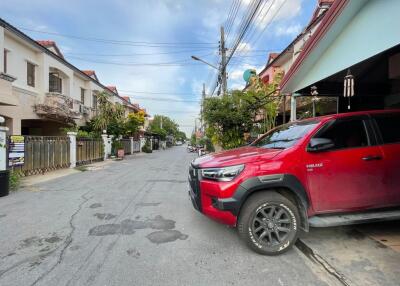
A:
[0,146,339,286]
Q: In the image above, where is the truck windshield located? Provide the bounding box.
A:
[252,120,320,149]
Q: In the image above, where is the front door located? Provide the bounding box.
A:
[305,117,387,213]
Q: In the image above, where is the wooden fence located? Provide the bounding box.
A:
[10,136,70,175]
[76,138,104,165]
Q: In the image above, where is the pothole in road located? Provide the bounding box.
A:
[127,248,141,258]
[89,203,102,209]
[146,230,188,244]
[19,233,62,249]
[93,213,117,220]
[88,216,176,236]
[88,215,187,244]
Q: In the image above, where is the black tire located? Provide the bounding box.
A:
[238,191,300,255]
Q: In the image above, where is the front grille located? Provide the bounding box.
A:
[188,165,201,211]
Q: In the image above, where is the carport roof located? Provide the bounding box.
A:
[280,0,400,94]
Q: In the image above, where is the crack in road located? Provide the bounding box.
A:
[30,190,91,286]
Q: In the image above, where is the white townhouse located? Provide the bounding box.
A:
[0,18,135,135]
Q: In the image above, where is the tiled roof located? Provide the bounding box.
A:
[268,53,280,64]
[106,85,117,93]
[82,70,95,76]
[36,40,55,46]
[36,40,64,59]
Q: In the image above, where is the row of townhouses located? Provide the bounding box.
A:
[253,0,400,124]
[0,18,145,136]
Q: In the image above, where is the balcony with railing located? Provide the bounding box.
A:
[0,72,18,106]
[34,92,80,122]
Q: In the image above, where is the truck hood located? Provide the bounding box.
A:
[193,146,283,168]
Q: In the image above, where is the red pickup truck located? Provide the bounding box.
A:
[189,110,400,255]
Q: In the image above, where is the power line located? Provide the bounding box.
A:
[228,0,287,72]
[67,56,204,66]
[123,95,200,103]
[19,26,218,47]
[119,90,199,96]
[63,48,216,57]
[210,0,264,95]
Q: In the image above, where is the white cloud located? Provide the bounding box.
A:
[228,63,264,91]
[275,23,302,36]
[255,0,302,29]
[236,42,252,53]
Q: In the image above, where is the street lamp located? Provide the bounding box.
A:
[191,56,219,70]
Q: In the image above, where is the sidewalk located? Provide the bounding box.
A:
[20,153,144,188]
[298,222,400,286]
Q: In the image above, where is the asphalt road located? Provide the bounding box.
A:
[0,146,337,286]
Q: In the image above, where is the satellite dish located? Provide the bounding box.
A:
[243,69,256,82]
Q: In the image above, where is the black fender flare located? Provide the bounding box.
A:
[215,174,310,231]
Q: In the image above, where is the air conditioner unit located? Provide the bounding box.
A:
[79,105,89,115]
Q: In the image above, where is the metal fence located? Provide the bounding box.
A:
[10,136,70,175]
[133,140,140,153]
[76,138,104,165]
[120,139,132,155]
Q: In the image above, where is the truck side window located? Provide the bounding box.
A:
[373,113,400,144]
[316,119,368,150]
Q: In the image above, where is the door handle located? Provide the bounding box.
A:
[362,155,382,161]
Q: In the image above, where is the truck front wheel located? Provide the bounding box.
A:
[237,191,300,255]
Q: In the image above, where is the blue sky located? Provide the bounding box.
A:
[1,0,316,136]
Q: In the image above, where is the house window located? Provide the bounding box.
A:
[80,88,85,104]
[49,73,62,93]
[92,92,97,110]
[27,62,35,87]
[3,49,7,74]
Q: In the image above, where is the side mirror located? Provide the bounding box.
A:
[308,138,334,152]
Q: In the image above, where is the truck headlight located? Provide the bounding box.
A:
[201,164,244,182]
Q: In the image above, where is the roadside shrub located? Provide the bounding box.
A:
[9,171,22,191]
[142,140,152,153]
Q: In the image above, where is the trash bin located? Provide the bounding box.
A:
[0,170,10,197]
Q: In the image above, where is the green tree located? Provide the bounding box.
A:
[175,131,187,142]
[203,73,282,150]
[149,115,181,140]
[92,91,125,136]
[203,90,254,149]
[190,133,196,146]
[125,110,145,136]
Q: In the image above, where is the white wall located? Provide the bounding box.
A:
[0,26,127,134]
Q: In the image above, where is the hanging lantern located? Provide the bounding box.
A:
[310,86,319,117]
[343,69,354,110]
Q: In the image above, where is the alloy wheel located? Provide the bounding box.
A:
[250,204,292,246]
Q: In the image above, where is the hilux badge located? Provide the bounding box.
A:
[306,163,323,171]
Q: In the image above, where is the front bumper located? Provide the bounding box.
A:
[188,165,237,226]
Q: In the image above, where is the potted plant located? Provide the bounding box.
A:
[112,140,125,159]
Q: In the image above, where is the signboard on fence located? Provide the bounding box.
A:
[9,135,25,167]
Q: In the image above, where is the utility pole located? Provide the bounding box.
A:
[220,26,227,96]
[160,116,163,129]
[200,83,205,131]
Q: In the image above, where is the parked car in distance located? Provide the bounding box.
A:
[187,145,196,153]
[176,141,183,146]
[188,109,400,255]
